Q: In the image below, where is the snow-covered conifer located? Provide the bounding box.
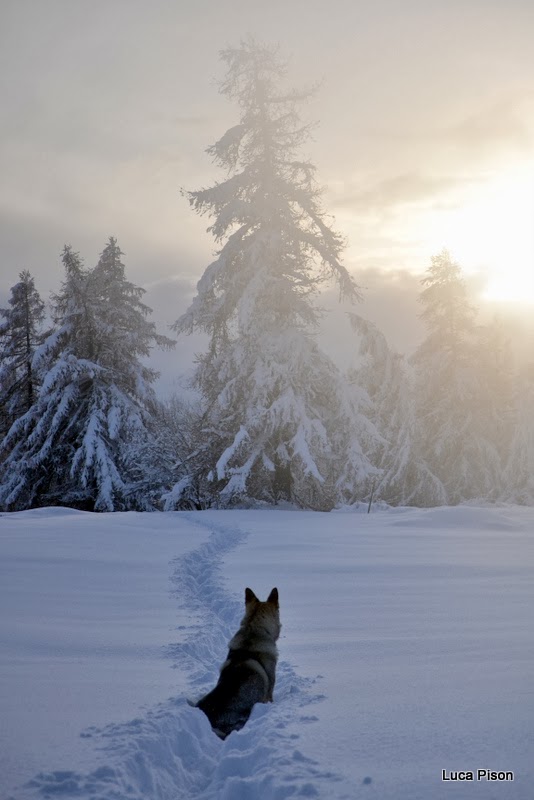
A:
[159,394,215,511]
[412,249,498,503]
[0,271,47,438]
[348,313,446,506]
[502,363,534,504]
[0,241,174,511]
[173,39,375,508]
[471,316,514,497]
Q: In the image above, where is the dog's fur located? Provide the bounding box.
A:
[196,587,281,739]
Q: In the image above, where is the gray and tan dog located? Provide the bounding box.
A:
[196,587,281,739]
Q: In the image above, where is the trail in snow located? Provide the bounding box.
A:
[23,514,353,800]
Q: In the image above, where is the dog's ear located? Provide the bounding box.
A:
[267,587,279,606]
[245,587,259,605]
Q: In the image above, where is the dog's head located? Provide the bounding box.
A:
[243,587,281,640]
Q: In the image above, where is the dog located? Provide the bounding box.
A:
[195,587,281,739]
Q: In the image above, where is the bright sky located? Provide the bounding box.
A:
[1,0,534,381]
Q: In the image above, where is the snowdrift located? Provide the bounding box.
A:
[1,505,533,799]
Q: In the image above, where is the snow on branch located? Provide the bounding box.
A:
[216,425,249,480]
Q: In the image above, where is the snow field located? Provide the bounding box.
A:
[207,506,534,798]
[1,505,533,799]
[0,510,208,797]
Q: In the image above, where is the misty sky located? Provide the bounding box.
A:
[1,0,534,391]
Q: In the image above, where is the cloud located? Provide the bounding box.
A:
[171,115,213,128]
[331,173,467,213]
[0,206,80,303]
[144,275,207,398]
[327,91,534,230]
[447,94,534,154]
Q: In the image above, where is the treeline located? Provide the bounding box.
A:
[349,250,533,507]
[1,40,533,512]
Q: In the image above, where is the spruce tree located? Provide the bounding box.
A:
[471,316,514,498]
[0,271,47,438]
[0,241,174,511]
[159,394,213,511]
[87,237,176,507]
[412,249,498,503]
[502,363,534,504]
[173,39,375,508]
[349,313,446,506]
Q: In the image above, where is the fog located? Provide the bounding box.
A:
[2,0,534,393]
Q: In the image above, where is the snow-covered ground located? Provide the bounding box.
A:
[1,505,533,799]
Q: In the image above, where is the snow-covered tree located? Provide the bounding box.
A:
[0,271,47,438]
[75,237,175,508]
[471,315,515,497]
[348,313,446,506]
[0,240,174,511]
[160,394,215,511]
[502,362,534,504]
[172,39,376,509]
[412,249,499,503]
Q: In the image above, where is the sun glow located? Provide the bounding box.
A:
[422,165,534,304]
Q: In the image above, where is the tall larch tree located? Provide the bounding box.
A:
[0,240,174,511]
[172,39,375,509]
[0,271,47,439]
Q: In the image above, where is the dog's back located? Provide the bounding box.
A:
[196,587,280,739]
